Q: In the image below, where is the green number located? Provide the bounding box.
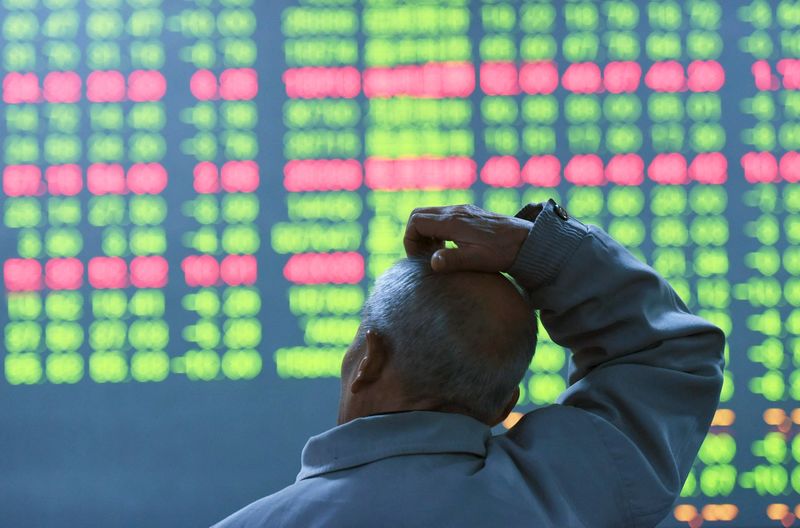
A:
[130,41,165,69]
[5,198,41,228]
[605,31,640,60]
[690,186,727,215]
[690,123,726,152]
[128,103,166,131]
[522,96,558,124]
[185,350,220,381]
[565,2,599,31]
[746,214,780,245]
[224,287,262,317]
[481,3,515,32]
[86,10,124,39]
[130,227,167,255]
[127,9,164,38]
[222,224,261,254]
[48,198,81,226]
[605,1,639,29]
[565,95,601,123]
[608,217,645,247]
[606,124,642,153]
[3,42,36,71]
[183,320,221,349]
[604,94,641,122]
[221,101,257,129]
[45,227,83,257]
[648,0,682,30]
[691,216,729,246]
[46,321,83,352]
[648,93,684,121]
[183,289,220,318]
[46,104,80,133]
[2,11,39,40]
[7,293,42,320]
[130,195,168,225]
[520,3,555,32]
[608,187,645,216]
[6,106,38,133]
[92,290,127,319]
[222,349,261,380]
[687,30,723,60]
[567,187,604,217]
[484,126,519,155]
[88,196,125,227]
[46,352,83,384]
[87,41,121,69]
[222,194,259,223]
[130,290,165,318]
[129,320,169,349]
[652,217,689,246]
[5,353,42,385]
[89,320,127,350]
[223,318,261,348]
[562,32,599,62]
[567,124,602,153]
[652,248,686,278]
[90,351,128,383]
[646,32,682,60]
[480,34,516,61]
[520,34,557,61]
[5,321,42,353]
[482,97,518,125]
[288,285,363,316]
[651,123,685,152]
[45,292,82,321]
[131,350,169,382]
[274,346,345,379]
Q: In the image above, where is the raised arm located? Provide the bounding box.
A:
[404,201,725,527]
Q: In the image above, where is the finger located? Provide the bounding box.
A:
[404,205,482,256]
[409,204,474,216]
[404,211,473,240]
[407,206,449,216]
[431,247,491,273]
[404,235,444,257]
[403,213,455,256]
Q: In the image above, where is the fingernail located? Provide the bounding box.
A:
[432,253,444,268]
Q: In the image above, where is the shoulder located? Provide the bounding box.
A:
[489,405,633,527]
[211,484,301,528]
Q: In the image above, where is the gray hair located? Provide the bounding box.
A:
[358,257,537,422]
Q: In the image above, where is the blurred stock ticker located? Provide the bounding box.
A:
[1,1,800,526]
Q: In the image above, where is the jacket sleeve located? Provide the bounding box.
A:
[504,199,725,527]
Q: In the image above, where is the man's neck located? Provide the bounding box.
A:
[354,400,483,424]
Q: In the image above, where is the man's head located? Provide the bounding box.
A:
[338,257,537,427]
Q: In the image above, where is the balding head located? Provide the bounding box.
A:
[338,257,537,426]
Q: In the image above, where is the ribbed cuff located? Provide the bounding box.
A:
[507,200,588,290]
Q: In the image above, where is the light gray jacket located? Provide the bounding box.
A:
[214,199,725,528]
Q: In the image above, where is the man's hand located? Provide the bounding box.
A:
[403,204,534,273]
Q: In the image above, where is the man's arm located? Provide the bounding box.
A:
[507,199,724,525]
[404,201,725,527]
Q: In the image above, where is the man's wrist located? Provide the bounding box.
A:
[506,199,589,291]
[504,216,535,269]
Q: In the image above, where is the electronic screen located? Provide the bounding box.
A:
[0,1,797,526]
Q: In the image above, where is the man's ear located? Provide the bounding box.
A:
[490,386,520,427]
[350,329,389,394]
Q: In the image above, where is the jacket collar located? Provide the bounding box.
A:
[296,411,491,481]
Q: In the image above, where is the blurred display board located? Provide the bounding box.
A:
[0,1,799,526]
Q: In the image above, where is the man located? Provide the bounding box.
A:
[215,200,725,528]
